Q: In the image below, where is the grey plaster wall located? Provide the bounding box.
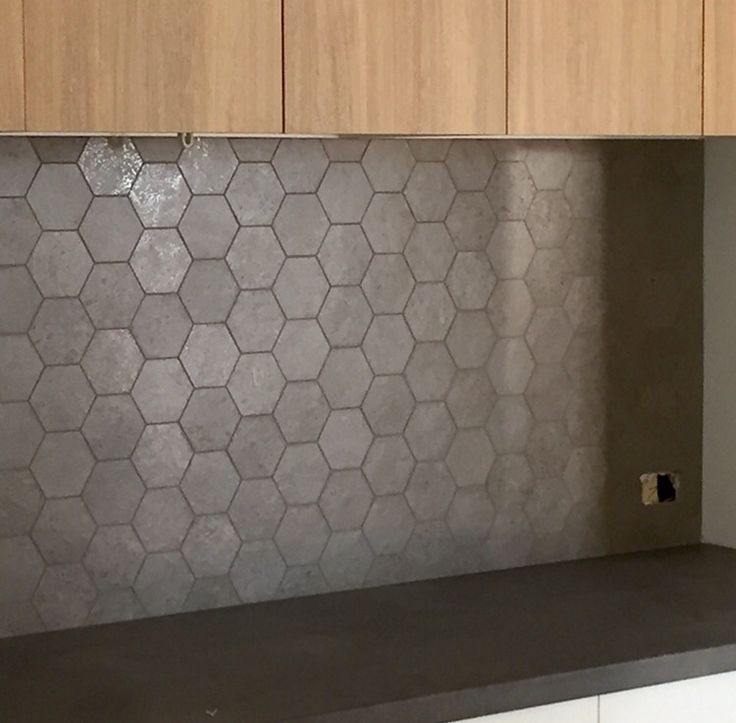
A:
[0,136,702,636]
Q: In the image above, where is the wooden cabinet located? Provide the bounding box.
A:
[24,0,282,134]
[705,0,736,134]
[0,0,24,131]
[284,0,506,135]
[508,0,703,136]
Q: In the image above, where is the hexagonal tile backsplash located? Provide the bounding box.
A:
[0,136,702,637]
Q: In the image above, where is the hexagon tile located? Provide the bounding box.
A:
[0,136,701,638]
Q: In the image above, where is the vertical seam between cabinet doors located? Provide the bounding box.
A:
[21,0,27,130]
[505,0,509,134]
[701,0,706,134]
[281,0,286,132]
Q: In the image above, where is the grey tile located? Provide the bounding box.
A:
[0,536,44,602]
[133,551,193,615]
[363,436,414,495]
[227,291,284,352]
[526,421,573,479]
[274,381,329,442]
[486,162,535,221]
[229,540,285,602]
[27,165,91,230]
[362,194,414,253]
[133,488,193,552]
[32,137,85,163]
[133,137,182,163]
[318,287,372,346]
[226,164,284,226]
[0,138,39,196]
[0,403,43,468]
[78,138,142,195]
[362,315,414,375]
[487,454,535,509]
[228,479,285,542]
[446,369,495,428]
[87,589,144,625]
[319,410,373,470]
[132,424,192,488]
[31,365,94,432]
[362,376,414,435]
[564,446,606,503]
[404,223,455,282]
[32,498,95,564]
[274,257,329,318]
[33,563,96,630]
[273,139,328,193]
[227,227,284,290]
[321,138,369,162]
[403,520,458,579]
[179,196,238,259]
[0,335,43,401]
[317,164,372,223]
[446,141,496,191]
[408,139,451,162]
[228,416,285,479]
[230,138,279,162]
[525,141,573,190]
[405,402,456,461]
[0,198,41,265]
[526,191,573,249]
[405,283,456,341]
[565,388,604,446]
[525,478,574,539]
[79,197,142,262]
[82,395,144,460]
[131,294,192,359]
[405,342,456,402]
[81,329,143,394]
[318,348,372,409]
[273,320,329,381]
[275,505,329,565]
[181,388,239,452]
[80,264,143,330]
[180,324,239,387]
[406,461,455,521]
[446,311,496,369]
[486,396,533,454]
[446,429,495,488]
[183,576,240,612]
[487,221,535,280]
[362,139,414,192]
[130,229,191,293]
[446,192,497,251]
[446,252,496,310]
[28,231,92,297]
[180,452,239,514]
[564,218,603,276]
[318,225,372,286]
[132,360,192,423]
[0,470,43,536]
[320,530,373,589]
[84,525,144,591]
[31,432,94,497]
[526,365,573,421]
[487,338,534,395]
[526,308,574,364]
[564,277,604,331]
[181,514,239,577]
[228,353,285,416]
[363,495,414,555]
[83,460,144,526]
[564,160,604,218]
[274,443,329,505]
[447,486,495,545]
[273,195,329,256]
[362,254,414,314]
[0,267,42,333]
[487,280,534,337]
[319,470,372,532]
[130,164,190,228]
[178,138,237,194]
[30,298,93,365]
[404,163,455,221]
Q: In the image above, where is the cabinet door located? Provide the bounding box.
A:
[508,0,702,136]
[285,0,506,135]
[600,672,736,723]
[453,696,598,722]
[24,0,282,133]
[0,0,24,131]
[705,0,736,134]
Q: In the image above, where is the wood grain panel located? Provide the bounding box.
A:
[24,0,282,133]
[509,0,703,136]
[285,0,506,135]
[705,0,736,134]
[0,0,25,130]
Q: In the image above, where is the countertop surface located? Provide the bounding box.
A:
[3,544,736,722]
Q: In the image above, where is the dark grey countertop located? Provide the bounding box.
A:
[3,544,736,723]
